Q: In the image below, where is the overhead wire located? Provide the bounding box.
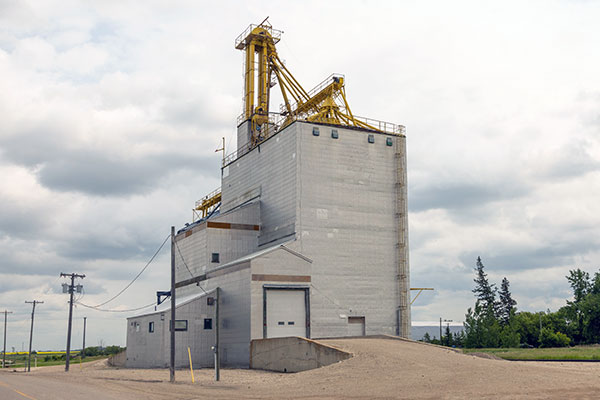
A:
[89,233,171,308]
[75,301,156,313]
[174,240,207,295]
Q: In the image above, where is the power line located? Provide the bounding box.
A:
[174,240,207,295]
[92,234,170,307]
[75,301,156,313]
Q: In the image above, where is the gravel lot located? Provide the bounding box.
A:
[3,337,600,399]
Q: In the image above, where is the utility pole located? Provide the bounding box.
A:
[2,310,12,369]
[60,272,85,372]
[82,317,87,359]
[439,317,442,343]
[25,301,43,372]
[170,226,176,383]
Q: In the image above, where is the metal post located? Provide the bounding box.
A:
[215,287,220,381]
[25,301,43,372]
[82,317,87,359]
[439,317,442,343]
[2,310,12,369]
[170,226,176,383]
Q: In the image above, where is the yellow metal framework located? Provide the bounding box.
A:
[235,18,402,149]
[193,187,221,222]
[410,287,434,305]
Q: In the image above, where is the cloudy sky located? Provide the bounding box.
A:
[1,0,599,350]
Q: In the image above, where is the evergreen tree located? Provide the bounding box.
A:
[472,257,497,315]
[422,332,432,343]
[444,324,452,346]
[498,277,517,325]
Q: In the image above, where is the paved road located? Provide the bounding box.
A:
[0,372,138,400]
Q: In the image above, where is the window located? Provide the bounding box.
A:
[170,320,188,332]
[135,322,140,332]
[204,318,213,330]
[331,129,339,139]
[312,127,320,136]
[149,321,154,333]
[386,137,393,146]
[368,134,375,144]
[278,321,285,325]
[288,321,295,325]
[211,253,220,263]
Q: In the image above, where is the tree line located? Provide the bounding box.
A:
[422,257,600,348]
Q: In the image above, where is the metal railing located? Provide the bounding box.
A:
[352,115,406,135]
[235,24,282,49]
[194,187,221,210]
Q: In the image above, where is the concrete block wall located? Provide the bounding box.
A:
[222,123,298,247]
[249,248,312,340]
[294,122,403,338]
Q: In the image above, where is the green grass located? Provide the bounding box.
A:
[462,346,600,360]
[1,355,107,368]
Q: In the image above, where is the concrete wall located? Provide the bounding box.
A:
[293,122,406,338]
[222,123,298,247]
[249,337,351,372]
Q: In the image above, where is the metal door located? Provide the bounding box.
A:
[266,289,306,338]
[348,316,365,336]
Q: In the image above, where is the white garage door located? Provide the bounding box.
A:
[266,289,306,338]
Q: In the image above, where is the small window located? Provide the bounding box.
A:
[170,320,188,332]
[331,129,339,139]
[312,127,320,136]
[211,253,220,263]
[386,137,393,146]
[288,321,295,325]
[135,323,140,332]
[278,321,285,326]
[149,321,154,333]
[368,134,375,144]
[204,318,213,330]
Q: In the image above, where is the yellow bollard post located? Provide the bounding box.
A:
[187,347,195,383]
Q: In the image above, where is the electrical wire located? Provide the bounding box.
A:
[75,301,156,313]
[174,240,207,295]
[91,233,171,308]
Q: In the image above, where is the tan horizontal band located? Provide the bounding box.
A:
[252,274,311,282]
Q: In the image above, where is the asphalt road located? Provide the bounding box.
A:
[0,371,139,400]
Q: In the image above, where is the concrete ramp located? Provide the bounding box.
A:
[250,337,352,373]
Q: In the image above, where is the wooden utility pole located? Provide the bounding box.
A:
[82,317,87,359]
[170,226,176,383]
[25,301,43,372]
[60,272,85,372]
[2,310,12,369]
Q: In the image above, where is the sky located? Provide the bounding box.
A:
[1,0,599,350]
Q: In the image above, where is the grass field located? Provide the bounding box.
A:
[462,346,600,360]
[1,355,107,369]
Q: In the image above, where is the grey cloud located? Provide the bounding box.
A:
[409,180,528,213]
[0,132,218,196]
[37,151,216,196]
[459,237,600,274]
[534,142,600,181]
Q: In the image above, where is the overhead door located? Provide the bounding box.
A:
[266,289,307,338]
[348,316,365,336]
